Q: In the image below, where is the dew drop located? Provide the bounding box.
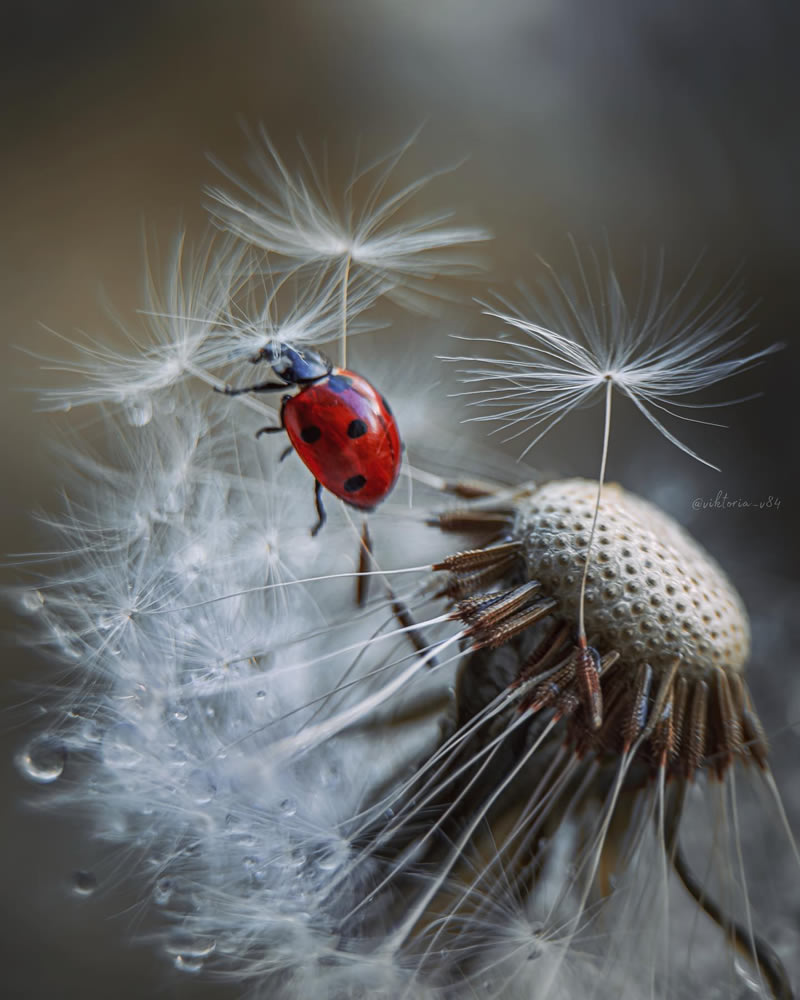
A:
[16,735,66,784]
[288,848,307,869]
[167,932,216,962]
[124,397,153,427]
[175,543,207,580]
[230,832,257,848]
[187,768,216,805]
[256,690,266,700]
[50,625,82,660]
[72,870,97,896]
[154,877,174,905]
[280,797,297,817]
[173,955,203,973]
[318,759,341,788]
[19,589,45,613]
[102,722,144,769]
[81,719,104,744]
[318,844,348,872]
[162,487,185,515]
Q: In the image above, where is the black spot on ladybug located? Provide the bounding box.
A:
[343,475,367,494]
[326,375,354,393]
[381,395,393,416]
[347,419,368,439]
[301,425,322,444]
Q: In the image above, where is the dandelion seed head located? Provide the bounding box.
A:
[517,478,750,673]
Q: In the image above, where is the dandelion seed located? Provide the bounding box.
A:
[35,235,243,414]
[449,252,781,644]
[193,260,385,371]
[209,129,490,365]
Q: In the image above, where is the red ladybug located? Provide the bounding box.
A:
[217,342,402,535]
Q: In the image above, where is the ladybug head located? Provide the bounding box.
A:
[259,341,332,384]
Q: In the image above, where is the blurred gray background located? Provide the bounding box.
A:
[2,1,799,997]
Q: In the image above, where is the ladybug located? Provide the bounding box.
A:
[217,342,402,535]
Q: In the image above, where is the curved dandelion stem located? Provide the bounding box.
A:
[577,376,613,645]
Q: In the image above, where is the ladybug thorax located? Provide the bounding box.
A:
[270,343,331,383]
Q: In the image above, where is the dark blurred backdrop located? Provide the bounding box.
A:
[1,2,799,997]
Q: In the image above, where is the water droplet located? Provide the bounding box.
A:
[19,589,45,613]
[154,877,173,905]
[72,871,97,896]
[318,844,348,872]
[256,690,266,700]
[162,487,184,515]
[50,625,81,660]
[318,759,341,788]
[187,769,216,805]
[173,955,203,973]
[280,798,297,817]
[230,832,257,848]
[124,397,153,427]
[166,933,216,963]
[81,718,104,744]
[102,722,144,769]
[288,849,307,870]
[16,735,66,783]
[175,543,207,579]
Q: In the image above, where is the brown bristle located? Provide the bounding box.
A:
[431,478,766,783]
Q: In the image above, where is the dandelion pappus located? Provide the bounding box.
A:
[217,341,402,536]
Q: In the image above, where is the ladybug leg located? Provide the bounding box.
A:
[310,480,327,537]
[256,398,289,441]
[279,445,294,463]
[214,380,287,396]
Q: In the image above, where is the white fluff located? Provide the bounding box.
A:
[15,139,798,1000]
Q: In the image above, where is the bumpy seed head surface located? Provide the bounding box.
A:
[514,479,750,676]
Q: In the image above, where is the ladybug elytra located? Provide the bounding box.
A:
[218,342,402,535]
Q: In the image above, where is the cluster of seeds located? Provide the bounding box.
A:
[517,478,750,677]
